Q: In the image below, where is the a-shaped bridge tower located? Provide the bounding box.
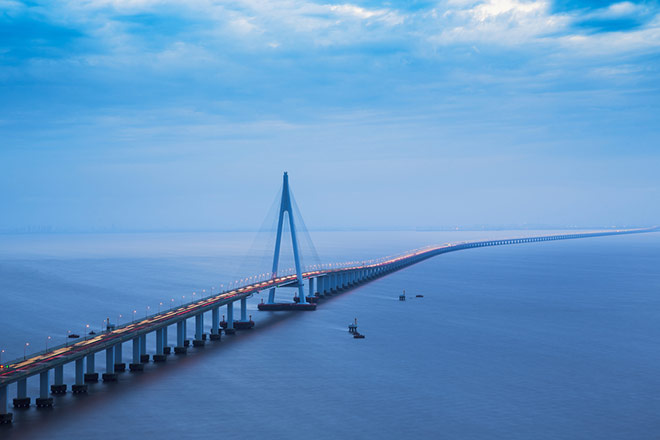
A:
[267,172,307,305]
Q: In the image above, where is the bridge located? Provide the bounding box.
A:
[0,173,657,424]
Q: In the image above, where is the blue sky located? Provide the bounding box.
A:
[1,0,659,231]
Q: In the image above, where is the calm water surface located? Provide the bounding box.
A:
[1,231,659,439]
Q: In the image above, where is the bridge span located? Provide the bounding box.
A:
[0,226,657,423]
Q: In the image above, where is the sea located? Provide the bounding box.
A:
[0,230,659,440]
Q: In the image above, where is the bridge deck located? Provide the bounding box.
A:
[1,227,656,386]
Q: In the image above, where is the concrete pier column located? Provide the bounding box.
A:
[115,342,123,362]
[226,302,235,334]
[132,337,140,363]
[129,336,144,371]
[114,342,126,371]
[240,298,247,321]
[163,325,170,353]
[103,347,117,381]
[210,307,221,340]
[87,354,95,373]
[211,307,220,334]
[308,278,315,297]
[156,329,164,354]
[0,386,11,424]
[54,365,63,385]
[177,321,184,346]
[175,320,187,354]
[227,301,234,327]
[154,328,167,361]
[36,371,53,407]
[17,379,27,398]
[13,378,29,408]
[40,372,48,398]
[194,313,205,344]
[51,364,66,394]
[139,334,149,363]
[85,353,98,382]
[72,358,87,393]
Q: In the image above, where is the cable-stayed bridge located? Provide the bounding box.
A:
[0,173,657,424]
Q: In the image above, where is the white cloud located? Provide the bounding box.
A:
[13,0,660,64]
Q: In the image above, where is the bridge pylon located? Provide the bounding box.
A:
[267,172,306,304]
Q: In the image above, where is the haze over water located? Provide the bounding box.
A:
[1,230,659,439]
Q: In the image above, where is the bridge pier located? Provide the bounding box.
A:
[175,320,187,354]
[163,325,171,354]
[140,334,149,363]
[225,302,235,334]
[234,297,255,329]
[154,328,167,361]
[0,386,11,424]
[103,347,117,382]
[13,378,29,408]
[114,342,126,371]
[240,298,247,321]
[193,314,205,347]
[51,364,66,394]
[130,336,144,371]
[308,277,316,299]
[36,371,53,408]
[72,358,87,393]
[210,307,221,340]
[315,276,323,296]
[85,353,98,382]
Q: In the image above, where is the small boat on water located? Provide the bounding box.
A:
[348,318,358,334]
[416,294,424,298]
[353,332,365,339]
[68,334,80,339]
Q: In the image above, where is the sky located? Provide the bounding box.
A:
[1,0,659,232]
